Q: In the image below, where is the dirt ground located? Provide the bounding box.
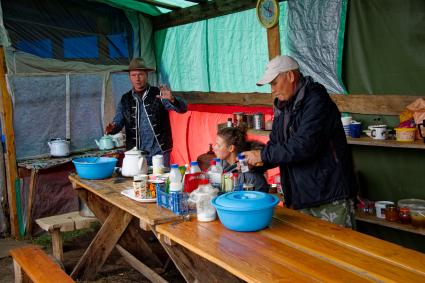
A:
[0,226,185,283]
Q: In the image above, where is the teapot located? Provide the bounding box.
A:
[111,133,125,147]
[95,135,115,150]
[48,138,70,157]
[121,147,148,177]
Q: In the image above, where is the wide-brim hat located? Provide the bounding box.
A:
[256,55,299,86]
[124,58,155,72]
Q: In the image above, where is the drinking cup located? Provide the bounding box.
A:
[133,174,148,199]
[349,122,362,138]
[341,116,352,126]
[371,126,387,140]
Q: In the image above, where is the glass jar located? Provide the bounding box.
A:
[398,207,411,224]
[385,204,399,222]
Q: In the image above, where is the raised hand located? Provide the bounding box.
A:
[157,85,175,103]
[105,123,115,134]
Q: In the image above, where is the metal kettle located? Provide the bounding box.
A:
[121,147,148,177]
[47,138,70,157]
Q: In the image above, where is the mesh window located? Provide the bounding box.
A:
[3,0,133,65]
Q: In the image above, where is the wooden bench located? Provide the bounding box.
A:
[35,211,98,262]
[10,245,75,283]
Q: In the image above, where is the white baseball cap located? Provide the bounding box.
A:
[256,55,299,86]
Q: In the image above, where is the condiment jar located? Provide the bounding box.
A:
[399,207,411,224]
[385,204,399,222]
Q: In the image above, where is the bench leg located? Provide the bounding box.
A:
[50,228,63,263]
[13,259,31,283]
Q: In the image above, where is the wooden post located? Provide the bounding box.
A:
[267,24,281,60]
[0,46,19,238]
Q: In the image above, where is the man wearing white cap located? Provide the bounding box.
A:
[243,55,357,228]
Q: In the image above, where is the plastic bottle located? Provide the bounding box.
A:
[189,161,201,174]
[207,160,222,190]
[226,118,233,127]
[169,164,183,184]
[237,153,249,173]
[214,158,223,173]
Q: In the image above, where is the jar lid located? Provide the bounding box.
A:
[399,207,410,212]
[212,191,279,211]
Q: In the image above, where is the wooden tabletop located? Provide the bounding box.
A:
[156,207,425,282]
[69,174,181,226]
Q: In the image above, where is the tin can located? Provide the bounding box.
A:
[246,114,253,128]
[253,113,265,130]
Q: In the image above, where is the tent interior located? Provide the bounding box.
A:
[0,0,424,252]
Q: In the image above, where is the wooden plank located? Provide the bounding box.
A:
[274,207,425,275]
[157,220,368,282]
[175,91,272,106]
[69,174,181,226]
[10,245,75,283]
[70,206,133,281]
[35,211,98,233]
[347,136,425,150]
[355,211,425,236]
[0,46,19,238]
[154,230,244,283]
[174,91,423,116]
[25,169,38,235]
[267,24,281,60]
[260,220,425,282]
[116,244,168,283]
[50,228,63,263]
[330,94,422,115]
[152,0,258,30]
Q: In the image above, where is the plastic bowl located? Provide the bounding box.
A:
[72,157,117,179]
[211,192,279,232]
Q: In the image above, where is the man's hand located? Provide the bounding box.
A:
[157,85,175,103]
[105,123,115,134]
[242,150,263,166]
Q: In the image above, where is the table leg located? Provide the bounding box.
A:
[25,169,38,236]
[70,206,133,280]
[78,190,164,269]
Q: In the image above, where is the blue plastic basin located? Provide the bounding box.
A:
[72,157,117,179]
[211,191,279,232]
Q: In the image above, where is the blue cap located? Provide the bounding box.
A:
[237,153,245,160]
[171,164,179,168]
[190,161,198,165]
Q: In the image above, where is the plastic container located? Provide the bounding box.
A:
[399,207,411,224]
[395,128,416,142]
[374,201,394,219]
[156,184,193,215]
[190,161,202,174]
[410,206,425,228]
[169,164,182,184]
[72,157,117,179]
[211,191,279,232]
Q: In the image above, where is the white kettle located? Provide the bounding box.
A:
[121,147,148,177]
[48,138,70,157]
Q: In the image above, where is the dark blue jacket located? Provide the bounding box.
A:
[261,76,357,209]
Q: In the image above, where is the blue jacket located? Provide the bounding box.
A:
[261,75,357,209]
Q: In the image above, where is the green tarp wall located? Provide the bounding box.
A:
[343,0,425,251]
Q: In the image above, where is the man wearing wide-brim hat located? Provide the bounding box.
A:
[106,58,187,167]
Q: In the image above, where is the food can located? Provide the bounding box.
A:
[253,113,265,130]
[246,114,253,128]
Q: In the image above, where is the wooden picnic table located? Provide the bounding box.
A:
[156,206,425,282]
[68,174,182,282]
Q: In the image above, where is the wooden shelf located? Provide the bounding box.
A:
[355,212,425,236]
[347,136,425,149]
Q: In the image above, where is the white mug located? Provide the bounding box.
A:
[371,126,387,140]
[152,155,164,175]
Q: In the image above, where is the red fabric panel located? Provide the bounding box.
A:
[170,104,280,184]
[188,104,273,114]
